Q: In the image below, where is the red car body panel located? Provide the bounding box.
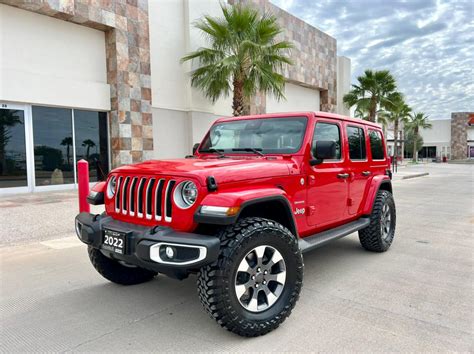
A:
[103,111,390,237]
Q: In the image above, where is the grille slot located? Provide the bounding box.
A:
[115,176,122,212]
[145,178,155,219]
[165,180,176,222]
[129,177,138,216]
[155,179,165,220]
[121,177,130,214]
[114,175,175,223]
[137,178,146,217]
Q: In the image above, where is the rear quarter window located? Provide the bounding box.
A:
[368,130,385,160]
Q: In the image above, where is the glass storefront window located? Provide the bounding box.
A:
[0,108,27,188]
[74,110,109,182]
[32,106,75,186]
[0,104,109,192]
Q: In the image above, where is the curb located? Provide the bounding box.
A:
[401,172,429,180]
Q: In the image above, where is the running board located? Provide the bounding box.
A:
[299,217,370,253]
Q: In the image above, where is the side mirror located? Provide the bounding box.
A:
[192,143,200,155]
[310,140,337,166]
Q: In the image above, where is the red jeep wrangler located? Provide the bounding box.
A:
[76,112,396,337]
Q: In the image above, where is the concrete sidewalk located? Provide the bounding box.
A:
[0,190,104,247]
[391,163,431,181]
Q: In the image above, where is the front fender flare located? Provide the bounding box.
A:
[362,175,392,215]
[194,188,297,235]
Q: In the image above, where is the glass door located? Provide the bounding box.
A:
[0,102,33,194]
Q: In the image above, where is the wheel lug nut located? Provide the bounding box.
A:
[263,281,266,285]
[257,267,261,272]
[263,270,268,275]
[251,275,255,280]
[255,283,259,288]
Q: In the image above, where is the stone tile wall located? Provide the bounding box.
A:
[0,0,152,167]
[230,0,338,113]
[451,112,471,160]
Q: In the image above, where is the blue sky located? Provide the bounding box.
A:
[271,0,473,119]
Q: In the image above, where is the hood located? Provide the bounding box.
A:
[112,157,293,185]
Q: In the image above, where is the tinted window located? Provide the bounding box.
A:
[0,108,27,188]
[200,117,307,154]
[369,130,384,160]
[312,122,341,159]
[74,110,109,182]
[32,106,74,186]
[347,126,366,160]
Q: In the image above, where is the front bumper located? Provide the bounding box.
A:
[75,212,220,277]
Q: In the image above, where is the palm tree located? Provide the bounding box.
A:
[60,137,73,167]
[181,4,293,116]
[0,110,22,176]
[379,93,411,161]
[406,112,432,162]
[82,139,96,159]
[343,69,398,122]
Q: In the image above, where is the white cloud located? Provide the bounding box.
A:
[271,0,474,118]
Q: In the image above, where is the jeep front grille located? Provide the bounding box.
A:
[114,176,175,222]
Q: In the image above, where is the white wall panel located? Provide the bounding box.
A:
[266,83,320,113]
[0,4,109,110]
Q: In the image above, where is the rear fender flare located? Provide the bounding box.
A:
[362,175,392,215]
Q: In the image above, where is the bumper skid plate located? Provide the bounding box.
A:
[75,212,220,274]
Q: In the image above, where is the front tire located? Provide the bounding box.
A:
[88,246,157,285]
[197,217,303,337]
[359,190,396,252]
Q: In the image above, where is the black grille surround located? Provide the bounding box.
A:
[113,175,177,222]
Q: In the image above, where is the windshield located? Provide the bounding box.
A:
[199,117,308,155]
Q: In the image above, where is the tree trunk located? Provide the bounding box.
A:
[232,77,244,117]
[393,119,399,161]
[67,145,70,167]
[412,126,418,162]
[368,96,377,122]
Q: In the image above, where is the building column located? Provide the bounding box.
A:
[450,112,469,160]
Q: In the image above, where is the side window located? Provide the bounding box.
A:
[346,126,366,160]
[312,122,341,160]
[369,130,385,160]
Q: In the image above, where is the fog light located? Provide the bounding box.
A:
[165,246,175,259]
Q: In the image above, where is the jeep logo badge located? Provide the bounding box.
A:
[294,208,305,215]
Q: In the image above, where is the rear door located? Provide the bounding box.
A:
[367,128,389,177]
[345,124,370,215]
[306,119,348,227]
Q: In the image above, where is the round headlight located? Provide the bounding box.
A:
[107,176,116,198]
[174,181,198,209]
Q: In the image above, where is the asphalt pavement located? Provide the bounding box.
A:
[0,164,473,352]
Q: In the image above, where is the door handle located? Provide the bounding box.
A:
[337,173,350,179]
[362,171,371,176]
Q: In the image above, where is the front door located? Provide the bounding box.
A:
[306,119,349,227]
[0,102,33,194]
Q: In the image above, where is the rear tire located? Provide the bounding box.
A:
[197,217,303,337]
[359,190,396,252]
[88,246,157,285]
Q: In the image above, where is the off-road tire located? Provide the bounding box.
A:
[359,190,396,252]
[197,217,303,337]
[88,246,157,285]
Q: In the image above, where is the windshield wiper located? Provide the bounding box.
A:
[232,148,265,156]
[199,148,227,158]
